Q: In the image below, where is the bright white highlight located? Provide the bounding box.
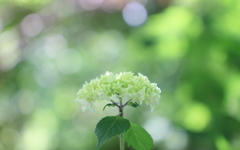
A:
[20,14,44,37]
[122,2,147,27]
[144,117,172,142]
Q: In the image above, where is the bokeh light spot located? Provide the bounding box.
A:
[91,30,124,61]
[182,103,211,132]
[164,128,188,150]
[0,30,20,71]
[16,90,34,114]
[56,49,81,74]
[20,14,44,37]
[101,0,124,13]
[122,2,147,26]
[144,117,172,142]
[225,73,240,120]
[34,62,59,87]
[44,34,68,58]
[78,0,104,10]
[215,135,231,150]
[22,110,59,150]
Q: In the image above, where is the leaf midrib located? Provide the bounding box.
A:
[97,116,120,147]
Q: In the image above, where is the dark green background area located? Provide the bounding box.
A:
[0,0,240,150]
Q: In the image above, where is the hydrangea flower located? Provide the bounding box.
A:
[76,72,161,112]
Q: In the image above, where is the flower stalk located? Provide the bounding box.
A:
[119,105,124,150]
[118,98,127,150]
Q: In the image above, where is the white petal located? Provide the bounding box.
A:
[76,99,95,112]
[150,104,155,112]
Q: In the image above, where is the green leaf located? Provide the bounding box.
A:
[127,102,140,108]
[125,123,154,150]
[94,116,131,150]
[103,103,117,111]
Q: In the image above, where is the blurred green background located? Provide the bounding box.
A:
[0,0,240,150]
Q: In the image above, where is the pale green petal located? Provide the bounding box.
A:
[76,71,161,112]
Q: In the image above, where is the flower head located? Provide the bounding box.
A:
[76,71,161,112]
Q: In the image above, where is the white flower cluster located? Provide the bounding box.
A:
[76,72,161,112]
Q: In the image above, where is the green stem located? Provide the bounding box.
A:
[116,97,132,150]
[119,101,125,150]
[120,133,124,150]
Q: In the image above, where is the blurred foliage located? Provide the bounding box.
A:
[0,0,240,150]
